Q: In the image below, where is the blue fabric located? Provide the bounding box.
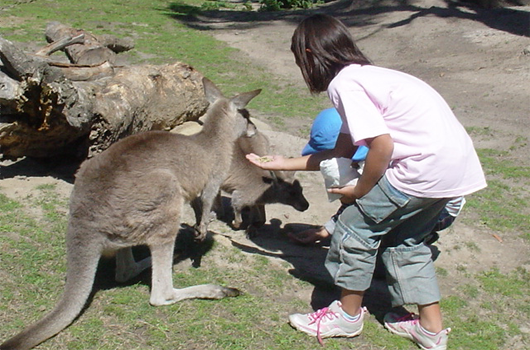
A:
[326,175,449,306]
[302,108,368,161]
[352,146,368,162]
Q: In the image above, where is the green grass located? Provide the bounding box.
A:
[0,0,328,134]
[0,186,362,349]
[1,1,530,349]
[441,268,530,350]
[464,148,530,239]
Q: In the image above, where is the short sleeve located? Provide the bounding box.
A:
[328,85,389,145]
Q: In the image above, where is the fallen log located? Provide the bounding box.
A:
[48,61,115,81]
[0,23,208,160]
[35,33,85,57]
[43,21,117,65]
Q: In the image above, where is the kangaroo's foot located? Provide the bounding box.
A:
[193,224,207,242]
[149,241,240,307]
[150,284,241,306]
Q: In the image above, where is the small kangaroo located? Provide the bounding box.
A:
[0,78,261,350]
[220,130,309,235]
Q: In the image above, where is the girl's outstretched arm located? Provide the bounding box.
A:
[246,146,347,172]
[246,132,356,172]
[246,153,312,171]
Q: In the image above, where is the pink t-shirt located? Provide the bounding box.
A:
[328,64,486,198]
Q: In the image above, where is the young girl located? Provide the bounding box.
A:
[247,14,486,350]
[290,107,465,247]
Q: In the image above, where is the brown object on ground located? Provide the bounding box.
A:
[0,22,208,160]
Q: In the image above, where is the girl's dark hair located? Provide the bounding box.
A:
[291,14,372,93]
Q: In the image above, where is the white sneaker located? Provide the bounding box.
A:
[288,301,367,345]
[384,312,451,350]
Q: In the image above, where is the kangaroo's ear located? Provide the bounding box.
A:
[202,77,224,104]
[262,171,284,185]
[232,89,261,109]
[261,176,273,184]
[261,176,278,185]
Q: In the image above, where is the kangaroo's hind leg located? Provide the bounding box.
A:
[143,174,240,306]
[115,247,152,283]
[148,241,240,306]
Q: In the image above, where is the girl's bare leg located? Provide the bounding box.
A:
[418,302,443,333]
[340,289,364,316]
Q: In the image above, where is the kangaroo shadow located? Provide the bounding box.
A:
[212,199,344,310]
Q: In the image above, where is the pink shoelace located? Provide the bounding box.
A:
[307,307,338,346]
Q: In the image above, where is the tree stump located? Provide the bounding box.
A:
[0,22,208,160]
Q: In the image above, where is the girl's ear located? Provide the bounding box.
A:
[305,48,312,53]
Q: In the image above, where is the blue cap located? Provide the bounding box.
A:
[302,108,368,161]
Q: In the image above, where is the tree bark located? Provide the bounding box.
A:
[0,23,208,160]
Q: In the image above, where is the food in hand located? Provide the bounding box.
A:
[258,156,273,163]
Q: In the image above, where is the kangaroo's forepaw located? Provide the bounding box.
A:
[193,225,207,242]
[231,220,242,230]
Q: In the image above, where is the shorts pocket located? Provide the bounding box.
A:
[356,175,411,224]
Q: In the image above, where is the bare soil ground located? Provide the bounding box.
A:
[1,0,529,347]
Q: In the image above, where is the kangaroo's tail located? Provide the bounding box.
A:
[1,236,103,350]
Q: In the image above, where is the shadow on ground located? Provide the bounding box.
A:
[165,0,529,37]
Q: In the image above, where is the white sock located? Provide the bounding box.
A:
[340,307,361,322]
[419,324,437,336]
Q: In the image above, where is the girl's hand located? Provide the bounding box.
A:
[246,153,286,170]
[328,185,358,204]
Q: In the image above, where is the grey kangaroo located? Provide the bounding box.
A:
[0,78,260,350]
[221,130,309,235]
